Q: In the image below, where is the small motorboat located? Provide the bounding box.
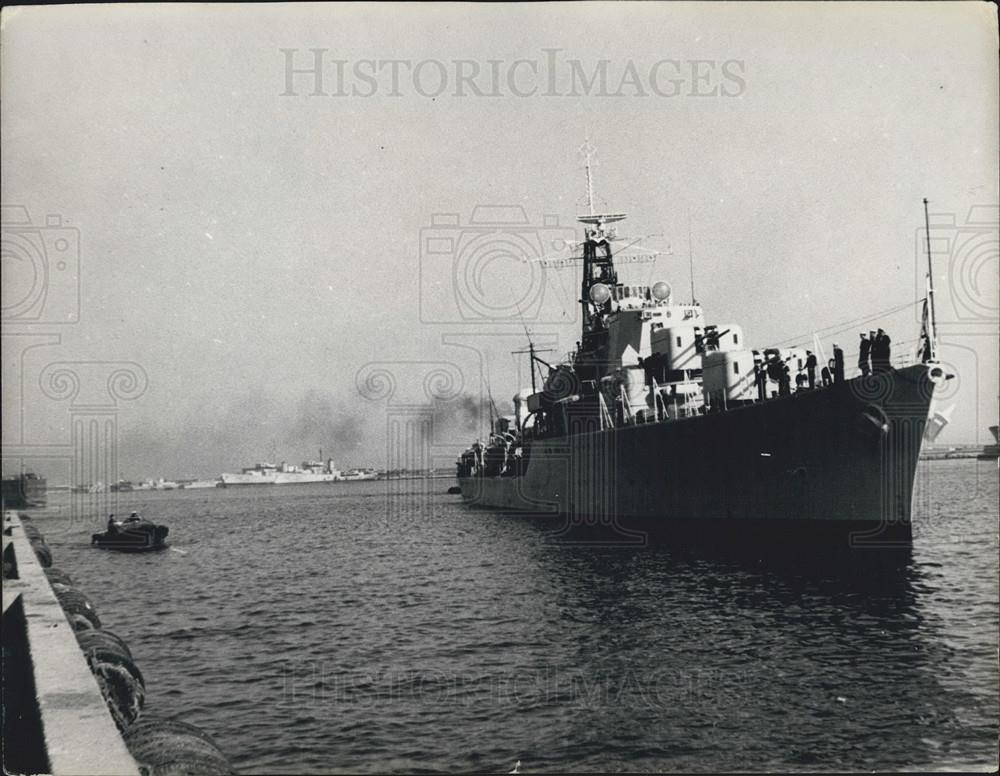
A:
[92,514,169,552]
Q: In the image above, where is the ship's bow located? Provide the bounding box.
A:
[836,363,937,543]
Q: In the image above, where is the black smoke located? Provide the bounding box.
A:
[285,389,364,455]
[431,392,512,440]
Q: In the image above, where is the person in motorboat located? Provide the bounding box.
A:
[93,510,167,550]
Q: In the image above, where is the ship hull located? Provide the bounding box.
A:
[220,472,341,486]
[219,473,278,486]
[272,473,340,485]
[182,480,221,489]
[460,365,934,545]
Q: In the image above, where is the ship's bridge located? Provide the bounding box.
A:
[608,286,705,321]
[609,284,655,309]
[604,296,707,370]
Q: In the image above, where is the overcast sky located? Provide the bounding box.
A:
[2,2,997,483]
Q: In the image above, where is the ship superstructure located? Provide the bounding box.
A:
[456,153,942,543]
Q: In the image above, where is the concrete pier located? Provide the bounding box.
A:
[3,511,140,775]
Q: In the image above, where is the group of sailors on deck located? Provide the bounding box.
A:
[753,344,846,401]
[752,328,893,402]
[858,329,893,375]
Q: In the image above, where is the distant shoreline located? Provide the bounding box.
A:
[43,472,458,491]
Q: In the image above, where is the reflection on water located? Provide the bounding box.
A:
[31,460,999,772]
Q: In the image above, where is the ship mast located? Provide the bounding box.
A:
[688,209,697,305]
[583,141,596,217]
[513,339,554,394]
[514,342,540,393]
[576,142,625,339]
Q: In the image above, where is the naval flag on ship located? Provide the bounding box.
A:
[919,298,933,364]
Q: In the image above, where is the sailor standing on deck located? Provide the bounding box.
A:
[779,363,792,396]
[767,356,784,397]
[873,328,892,372]
[805,351,818,389]
[833,344,845,383]
[821,360,833,387]
[858,333,871,376]
[754,356,768,401]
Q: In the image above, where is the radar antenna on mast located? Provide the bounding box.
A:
[573,139,627,330]
[576,141,627,227]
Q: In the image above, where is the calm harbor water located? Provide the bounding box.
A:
[34,459,999,773]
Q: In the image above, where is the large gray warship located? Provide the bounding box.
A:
[456,163,944,545]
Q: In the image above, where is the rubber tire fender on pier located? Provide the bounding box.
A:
[76,629,146,731]
[29,538,53,568]
[44,566,76,586]
[124,717,234,776]
[21,520,52,567]
[75,627,136,662]
[53,585,102,630]
[21,522,43,542]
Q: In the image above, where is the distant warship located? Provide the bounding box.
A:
[457,155,944,544]
[220,458,341,486]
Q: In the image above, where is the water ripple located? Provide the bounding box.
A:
[34,461,999,772]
